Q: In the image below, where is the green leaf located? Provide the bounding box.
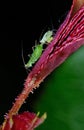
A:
[34,46,84,130]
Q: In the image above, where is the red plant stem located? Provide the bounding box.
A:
[7,77,42,119]
[6,0,84,120]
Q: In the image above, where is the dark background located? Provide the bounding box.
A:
[0,0,72,124]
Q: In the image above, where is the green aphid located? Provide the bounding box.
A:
[25,30,53,69]
[25,44,43,69]
[40,30,53,44]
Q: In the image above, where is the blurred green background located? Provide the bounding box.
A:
[33,45,84,130]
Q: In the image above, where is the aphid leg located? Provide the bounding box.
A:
[25,67,31,73]
[31,40,37,51]
[32,46,35,51]
[52,29,56,34]
[28,54,31,57]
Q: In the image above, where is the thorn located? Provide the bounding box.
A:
[31,91,34,94]
[4,113,8,119]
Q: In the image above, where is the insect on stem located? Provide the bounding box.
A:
[24,30,54,70]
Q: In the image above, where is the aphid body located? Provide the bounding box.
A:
[25,44,43,69]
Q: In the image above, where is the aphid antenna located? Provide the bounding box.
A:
[58,10,69,24]
[38,25,48,42]
[49,13,55,30]
[21,40,25,65]
[35,40,38,45]
[49,19,56,34]
[21,40,29,73]
[48,13,58,35]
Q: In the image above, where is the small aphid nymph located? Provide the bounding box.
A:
[25,44,43,69]
[40,30,53,44]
